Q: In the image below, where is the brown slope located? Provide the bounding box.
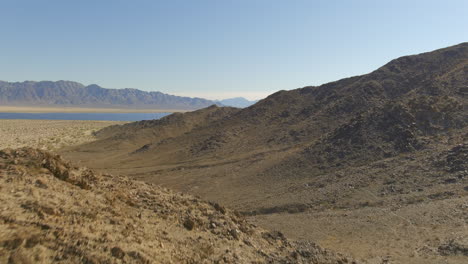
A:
[0,148,357,263]
[61,43,468,263]
[65,105,240,166]
[63,42,467,196]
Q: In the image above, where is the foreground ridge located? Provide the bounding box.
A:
[0,148,355,264]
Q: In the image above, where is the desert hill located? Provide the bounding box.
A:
[0,148,355,263]
[63,43,468,263]
[64,42,467,193]
[0,81,216,110]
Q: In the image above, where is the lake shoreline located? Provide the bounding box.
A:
[0,112,172,121]
[0,106,188,113]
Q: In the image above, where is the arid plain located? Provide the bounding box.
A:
[0,119,126,150]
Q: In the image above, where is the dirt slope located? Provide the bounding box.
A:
[0,148,355,264]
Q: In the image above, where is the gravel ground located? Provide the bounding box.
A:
[0,119,126,151]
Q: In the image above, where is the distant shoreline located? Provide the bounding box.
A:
[0,106,188,113]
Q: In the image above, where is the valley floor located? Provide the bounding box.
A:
[251,195,468,264]
[0,119,125,150]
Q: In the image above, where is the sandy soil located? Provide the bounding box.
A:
[0,120,126,151]
[0,148,355,264]
[0,106,186,113]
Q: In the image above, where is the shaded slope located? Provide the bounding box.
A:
[67,105,240,164]
[94,105,239,142]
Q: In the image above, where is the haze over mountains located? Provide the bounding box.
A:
[63,43,468,263]
[0,81,217,110]
[216,97,258,108]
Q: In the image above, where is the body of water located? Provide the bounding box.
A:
[0,112,171,121]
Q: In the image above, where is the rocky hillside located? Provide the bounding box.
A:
[65,42,467,187]
[0,81,216,110]
[63,43,468,263]
[0,148,355,263]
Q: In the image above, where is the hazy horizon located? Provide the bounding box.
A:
[0,79,264,101]
[1,0,467,100]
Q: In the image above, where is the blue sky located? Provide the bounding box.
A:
[1,0,467,100]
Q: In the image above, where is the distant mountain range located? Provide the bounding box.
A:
[215,97,258,108]
[0,81,218,110]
